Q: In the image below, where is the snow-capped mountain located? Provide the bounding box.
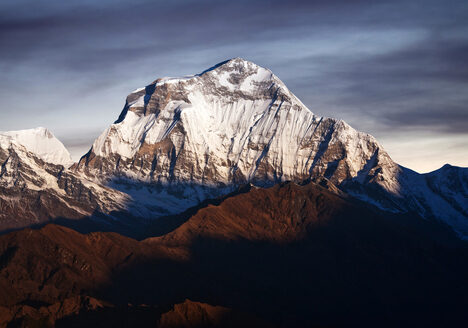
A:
[0,127,73,166]
[426,164,468,212]
[0,128,128,232]
[72,58,467,237]
[421,165,468,229]
[76,58,400,216]
[0,58,466,239]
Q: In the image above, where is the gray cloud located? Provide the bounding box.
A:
[2,0,465,69]
[0,0,467,171]
[382,106,468,134]
[283,31,468,135]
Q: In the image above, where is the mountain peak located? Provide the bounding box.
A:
[201,57,274,82]
[441,163,454,170]
[89,58,314,163]
[129,58,276,97]
[30,126,54,138]
[0,127,72,166]
[427,163,467,175]
[198,57,261,74]
[227,56,250,63]
[210,57,263,72]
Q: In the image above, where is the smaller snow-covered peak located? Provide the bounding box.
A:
[426,163,467,177]
[0,127,73,166]
[438,163,456,171]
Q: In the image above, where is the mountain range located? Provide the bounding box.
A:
[0,58,467,327]
[1,58,467,239]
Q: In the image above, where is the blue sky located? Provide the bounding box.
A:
[0,0,467,172]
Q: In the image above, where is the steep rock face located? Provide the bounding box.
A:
[76,58,400,217]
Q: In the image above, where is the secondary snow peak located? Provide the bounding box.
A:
[0,127,73,166]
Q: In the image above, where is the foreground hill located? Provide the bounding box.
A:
[1,182,467,327]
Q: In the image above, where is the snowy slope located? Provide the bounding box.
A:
[0,127,73,166]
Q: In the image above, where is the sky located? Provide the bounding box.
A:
[0,0,467,173]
